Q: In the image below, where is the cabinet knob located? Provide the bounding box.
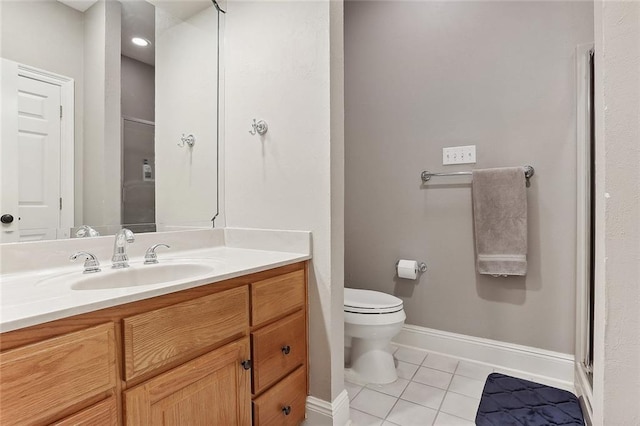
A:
[282,405,292,416]
[1,214,14,224]
[241,360,252,370]
[281,345,291,355]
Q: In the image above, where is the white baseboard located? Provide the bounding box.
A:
[394,324,575,390]
[304,389,350,426]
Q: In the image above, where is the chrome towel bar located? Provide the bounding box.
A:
[421,165,535,187]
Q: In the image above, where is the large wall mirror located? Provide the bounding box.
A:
[0,0,222,243]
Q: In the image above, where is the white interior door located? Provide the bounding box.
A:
[0,59,20,243]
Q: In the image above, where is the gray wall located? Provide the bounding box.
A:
[121,55,155,122]
[345,1,593,354]
[121,55,155,229]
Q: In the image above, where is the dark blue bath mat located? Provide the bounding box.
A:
[475,373,584,425]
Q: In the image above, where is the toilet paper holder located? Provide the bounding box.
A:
[395,260,427,274]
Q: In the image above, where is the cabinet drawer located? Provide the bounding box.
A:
[252,366,306,426]
[251,270,305,327]
[52,396,117,426]
[123,286,249,381]
[0,323,117,426]
[252,310,306,395]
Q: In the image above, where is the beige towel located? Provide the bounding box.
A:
[472,167,527,276]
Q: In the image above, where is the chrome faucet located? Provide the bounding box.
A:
[112,228,135,269]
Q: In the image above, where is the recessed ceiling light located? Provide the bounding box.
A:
[132,37,150,47]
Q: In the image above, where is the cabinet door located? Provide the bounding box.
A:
[51,396,117,426]
[125,338,251,426]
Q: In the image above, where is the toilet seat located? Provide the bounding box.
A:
[344,288,403,314]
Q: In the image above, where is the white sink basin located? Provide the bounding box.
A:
[70,263,216,290]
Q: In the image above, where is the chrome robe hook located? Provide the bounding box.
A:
[178,134,195,148]
[249,119,268,136]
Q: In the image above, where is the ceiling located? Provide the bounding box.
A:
[57,0,98,12]
[120,1,156,66]
[147,0,213,22]
[55,0,215,68]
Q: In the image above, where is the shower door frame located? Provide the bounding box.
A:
[574,42,595,423]
[120,115,156,230]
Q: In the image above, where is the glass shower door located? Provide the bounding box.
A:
[585,48,595,380]
[122,117,156,233]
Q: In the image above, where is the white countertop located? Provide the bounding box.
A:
[0,228,311,333]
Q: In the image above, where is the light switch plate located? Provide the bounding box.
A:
[443,145,476,165]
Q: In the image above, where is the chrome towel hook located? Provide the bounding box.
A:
[178,134,195,148]
[249,119,268,136]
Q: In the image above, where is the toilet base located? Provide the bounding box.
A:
[348,337,398,384]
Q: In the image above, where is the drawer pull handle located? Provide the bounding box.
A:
[282,405,292,416]
[241,360,252,370]
[281,345,291,355]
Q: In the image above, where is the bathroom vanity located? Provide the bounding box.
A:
[0,229,310,426]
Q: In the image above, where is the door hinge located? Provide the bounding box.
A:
[59,197,63,210]
[60,105,63,119]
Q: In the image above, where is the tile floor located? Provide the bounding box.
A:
[346,345,570,426]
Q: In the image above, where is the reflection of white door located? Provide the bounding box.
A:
[16,76,61,241]
[0,59,72,243]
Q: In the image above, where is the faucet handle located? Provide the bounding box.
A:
[70,251,101,274]
[144,243,170,264]
[75,225,100,238]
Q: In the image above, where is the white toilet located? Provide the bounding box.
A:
[344,288,406,384]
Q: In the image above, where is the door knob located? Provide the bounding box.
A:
[1,214,14,224]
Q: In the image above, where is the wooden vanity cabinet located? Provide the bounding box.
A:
[0,262,308,426]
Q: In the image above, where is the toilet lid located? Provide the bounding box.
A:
[344,288,404,314]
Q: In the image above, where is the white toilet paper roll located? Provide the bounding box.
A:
[397,259,419,280]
